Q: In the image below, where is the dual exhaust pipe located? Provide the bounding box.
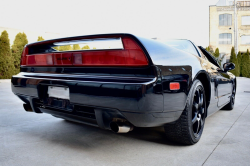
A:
[110,121,133,133]
[23,103,33,112]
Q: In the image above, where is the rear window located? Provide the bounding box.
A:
[29,38,124,54]
[53,38,123,51]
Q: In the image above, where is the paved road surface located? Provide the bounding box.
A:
[0,78,250,166]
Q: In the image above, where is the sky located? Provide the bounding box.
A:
[0,0,219,47]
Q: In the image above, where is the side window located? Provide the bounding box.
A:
[197,48,208,60]
[198,46,221,68]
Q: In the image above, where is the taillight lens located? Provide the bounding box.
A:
[21,36,148,67]
[20,46,28,66]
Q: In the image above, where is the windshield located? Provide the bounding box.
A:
[162,40,199,56]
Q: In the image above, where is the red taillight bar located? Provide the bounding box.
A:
[20,46,28,66]
[21,37,148,67]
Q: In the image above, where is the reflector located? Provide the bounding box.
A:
[170,82,180,90]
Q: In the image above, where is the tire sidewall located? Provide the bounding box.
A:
[187,80,206,143]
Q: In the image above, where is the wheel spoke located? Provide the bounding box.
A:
[201,108,205,114]
[196,119,200,134]
[196,90,200,106]
[192,113,198,124]
[193,102,199,111]
[199,92,203,107]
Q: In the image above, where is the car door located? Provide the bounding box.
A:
[198,46,232,108]
[216,69,232,107]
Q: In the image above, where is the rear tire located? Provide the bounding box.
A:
[164,80,206,145]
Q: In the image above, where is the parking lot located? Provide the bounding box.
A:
[0,78,250,166]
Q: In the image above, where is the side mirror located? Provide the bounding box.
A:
[223,62,235,72]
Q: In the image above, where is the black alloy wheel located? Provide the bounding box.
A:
[164,80,206,145]
[192,86,206,138]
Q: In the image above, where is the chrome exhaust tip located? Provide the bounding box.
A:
[23,103,33,112]
[110,122,133,133]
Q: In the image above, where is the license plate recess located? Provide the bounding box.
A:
[48,86,70,100]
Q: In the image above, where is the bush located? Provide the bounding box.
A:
[241,49,250,78]
[82,45,90,50]
[37,36,44,41]
[237,52,242,76]
[11,32,28,74]
[205,46,214,55]
[73,44,80,50]
[229,47,240,76]
[0,31,15,79]
[214,48,220,58]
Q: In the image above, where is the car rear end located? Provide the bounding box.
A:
[12,34,182,131]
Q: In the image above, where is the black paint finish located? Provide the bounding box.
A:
[11,34,236,128]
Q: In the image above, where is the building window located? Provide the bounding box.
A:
[241,36,250,45]
[242,16,250,25]
[219,33,232,44]
[219,14,232,26]
[238,1,250,7]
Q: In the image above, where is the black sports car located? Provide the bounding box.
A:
[11,34,236,145]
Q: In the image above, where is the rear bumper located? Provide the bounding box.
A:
[12,72,182,127]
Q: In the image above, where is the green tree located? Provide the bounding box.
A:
[54,45,73,51]
[0,30,15,79]
[237,51,242,76]
[241,49,250,78]
[73,44,80,50]
[229,47,240,76]
[206,46,214,55]
[11,32,28,74]
[214,48,220,58]
[37,36,44,41]
[82,45,90,50]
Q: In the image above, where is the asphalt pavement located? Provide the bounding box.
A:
[0,78,250,166]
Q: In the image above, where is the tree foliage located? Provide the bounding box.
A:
[229,47,240,76]
[237,51,242,76]
[11,32,28,74]
[54,45,73,51]
[73,44,80,50]
[0,31,15,79]
[37,36,44,41]
[205,46,214,55]
[214,48,220,58]
[82,45,90,50]
[241,49,250,78]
